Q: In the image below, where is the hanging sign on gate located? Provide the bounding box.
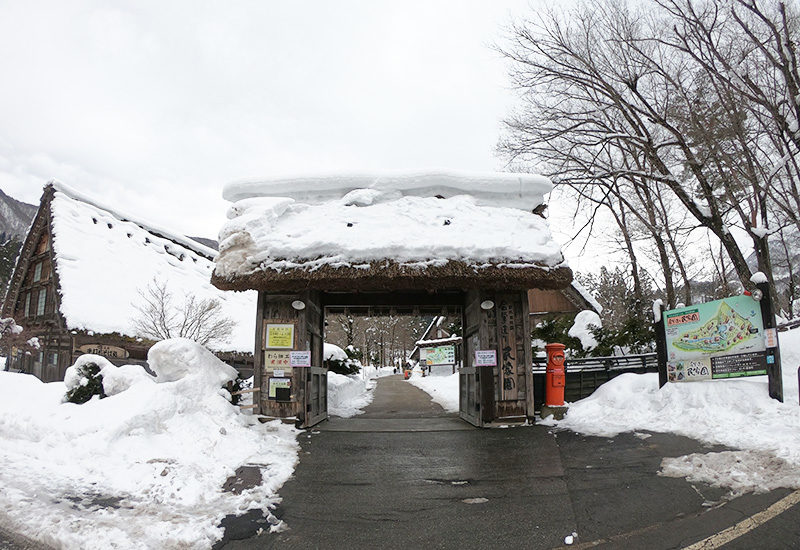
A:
[264,323,294,349]
[474,349,497,367]
[290,350,311,367]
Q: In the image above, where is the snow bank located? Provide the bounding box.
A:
[215,171,565,278]
[549,326,800,495]
[0,339,299,549]
[326,366,395,417]
[148,338,238,385]
[408,371,459,413]
[327,372,375,418]
[568,310,601,351]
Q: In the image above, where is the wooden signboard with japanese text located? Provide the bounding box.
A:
[77,344,129,359]
[497,298,519,401]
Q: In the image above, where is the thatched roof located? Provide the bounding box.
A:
[212,171,573,293]
[212,259,573,292]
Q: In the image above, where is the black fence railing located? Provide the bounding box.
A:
[532,353,658,410]
[778,318,800,332]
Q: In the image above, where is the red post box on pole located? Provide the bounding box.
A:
[545,343,566,407]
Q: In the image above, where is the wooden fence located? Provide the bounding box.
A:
[230,387,260,411]
[532,353,658,410]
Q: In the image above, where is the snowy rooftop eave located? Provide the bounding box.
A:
[212,171,572,292]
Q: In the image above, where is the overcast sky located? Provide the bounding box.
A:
[0,1,611,270]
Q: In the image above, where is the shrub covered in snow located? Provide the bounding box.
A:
[324,342,362,375]
[63,355,109,404]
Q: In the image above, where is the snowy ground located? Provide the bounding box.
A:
[327,366,394,418]
[0,339,299,550]
[545,326,800,496]
[407,369,460,413]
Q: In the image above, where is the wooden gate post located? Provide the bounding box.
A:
[461,289,534,426]
[256,291,325,425]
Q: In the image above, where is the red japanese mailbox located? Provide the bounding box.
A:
[545,342,566,407]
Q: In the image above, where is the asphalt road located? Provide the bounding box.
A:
[219,375,800,550]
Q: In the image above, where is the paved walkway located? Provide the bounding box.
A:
[219,376,800,549]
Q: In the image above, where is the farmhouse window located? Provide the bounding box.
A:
[33,262,42,282]
[37,288,47,316]
[36,234,49,254]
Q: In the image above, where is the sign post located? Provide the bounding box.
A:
[654,301,667,389]
[756,281,783,402]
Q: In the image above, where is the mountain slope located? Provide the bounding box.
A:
[0,188,36,240]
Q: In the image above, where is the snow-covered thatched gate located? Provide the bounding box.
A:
[212,171,572,428]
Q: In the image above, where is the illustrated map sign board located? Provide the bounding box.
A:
[421,345,456,366]
[663,295,767,382]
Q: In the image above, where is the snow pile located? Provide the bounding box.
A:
[568,310,601,351]
[326,366,395,417]
[549,326,800,495]
[0,339,299,549]
[215,171,565,278]
[48,183,256,352]
[327,371,376,417]
[408,371,459,413]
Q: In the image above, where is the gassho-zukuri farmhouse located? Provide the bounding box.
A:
[211,170,574,427]
[3,181,256,380]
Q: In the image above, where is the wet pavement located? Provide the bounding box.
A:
[219,375,800,549]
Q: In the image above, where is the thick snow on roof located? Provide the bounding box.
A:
[51,180,218,259]
[49,186,255,352]
[571,281,603,314]
[224,170,553,210]
[215,172,565,278]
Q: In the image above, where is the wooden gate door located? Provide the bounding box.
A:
[303,366,328,428]
[459,365,481,426]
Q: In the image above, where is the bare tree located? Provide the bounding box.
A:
[497,0,800,298]
[132,278,236,347]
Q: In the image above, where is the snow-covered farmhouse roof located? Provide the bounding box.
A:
[6,181,255,352]
[212,170,573,292]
